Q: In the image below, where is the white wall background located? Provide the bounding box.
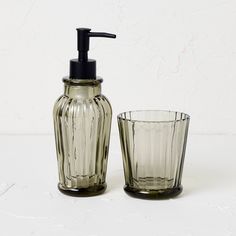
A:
[0,0,236,134]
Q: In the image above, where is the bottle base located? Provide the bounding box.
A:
[124,185,182,200]
[58,183,107,197]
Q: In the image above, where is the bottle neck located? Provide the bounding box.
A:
[63,78,102,99]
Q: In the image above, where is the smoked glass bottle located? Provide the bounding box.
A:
[53,28,116,196]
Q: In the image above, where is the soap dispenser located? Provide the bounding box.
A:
[53,28,116,196]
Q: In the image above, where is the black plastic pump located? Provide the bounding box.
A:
[69,28,116,79]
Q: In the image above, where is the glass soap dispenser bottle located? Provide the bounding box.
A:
[53,28,116,196]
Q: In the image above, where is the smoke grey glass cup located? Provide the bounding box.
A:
[117,110,190,199]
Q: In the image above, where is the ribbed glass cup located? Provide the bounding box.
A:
[117,110,190,199]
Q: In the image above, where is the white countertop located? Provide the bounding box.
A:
[0,134,235,236]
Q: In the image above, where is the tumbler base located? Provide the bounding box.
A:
[58,183,107,197]
[124,185,182,200]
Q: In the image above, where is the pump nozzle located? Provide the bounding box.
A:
[77,28,116,62]
[69,28,116,79]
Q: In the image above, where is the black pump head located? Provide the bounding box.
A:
[69,28,116,79]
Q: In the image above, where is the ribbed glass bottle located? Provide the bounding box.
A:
[53,78,112,196]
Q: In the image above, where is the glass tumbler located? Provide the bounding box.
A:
[117,110,190,199]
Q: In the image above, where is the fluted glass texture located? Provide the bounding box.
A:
[53,78,112,196]
[117,110,190,199]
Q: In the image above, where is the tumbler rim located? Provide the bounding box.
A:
[117,110,190,124]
